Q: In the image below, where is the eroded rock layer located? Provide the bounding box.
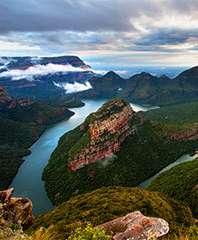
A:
[68,99,135,171]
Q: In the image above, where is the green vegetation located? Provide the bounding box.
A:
[68,132,90,159]
[148,159,198,217]
[0,101,74,190]
[68,224,111,240]
[29,187,194,240]
[145,101,198,134]
[43,116,197,205]
[145,101,198,125]
[45,96,85,109]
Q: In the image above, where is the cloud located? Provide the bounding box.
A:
[134,28,198,50]
[0,0,198,66]
[0,63,90,80]
[53,81,92,93]
[0,0,135,33]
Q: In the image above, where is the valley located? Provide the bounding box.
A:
[10,99,156,214]
[0,55,198,240]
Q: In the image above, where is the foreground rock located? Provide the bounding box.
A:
[98,211,169,240]
[0,188,33,228]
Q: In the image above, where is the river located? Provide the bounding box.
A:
[11,99,192,215]
[140,153,198,187]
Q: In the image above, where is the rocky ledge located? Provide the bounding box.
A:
[68,99,135,171]
[98,211,169,240]
[0,188,33,228]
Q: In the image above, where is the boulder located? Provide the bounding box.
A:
[98,211,169,240]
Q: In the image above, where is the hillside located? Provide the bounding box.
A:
[144,101,198,141]
[0,87,75,189]
[148,159,198,218]
[43,99,197,205]
[30,187,194,240]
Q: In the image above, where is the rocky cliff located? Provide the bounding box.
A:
[68,99,135,171]
[0,188,33,228]
[0,86,11,104]
[0,85,33,110]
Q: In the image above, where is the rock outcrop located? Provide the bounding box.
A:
[68,99,135,171]
[170,127,198,141]
[0,85,33,109]
[98,211,169,240]
[0,86,11,105]
[0,188,33,228]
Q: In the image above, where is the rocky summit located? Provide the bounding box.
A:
[68,99,135,171]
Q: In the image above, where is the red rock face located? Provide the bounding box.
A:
[0,86,12,104]
[170,127,198,141]
[68,103,135,172]
[0,85,33,109]
[98,211,169,240]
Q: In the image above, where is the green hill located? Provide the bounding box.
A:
[0,97,75,190]
[148,159,198,217]
[43,99,197,205]
[30,187,194,240]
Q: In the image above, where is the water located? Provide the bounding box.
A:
[11,99,155,214]
[140,153,198,187]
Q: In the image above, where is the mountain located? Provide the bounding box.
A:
[0,56,95,99]
[148,159,198,217]
[0,87,75,190]
[78,66,198,105]
[30,187,194,240]
[43,99,197,205]
[0,56,89,70]
[1,55,197,105]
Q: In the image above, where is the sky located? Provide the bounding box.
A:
[0,0,198,67]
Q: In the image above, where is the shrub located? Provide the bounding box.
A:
[68,224,111,240]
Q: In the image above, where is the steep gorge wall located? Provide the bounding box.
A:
[68,102,135,171]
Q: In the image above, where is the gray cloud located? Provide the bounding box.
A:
[135,28,198,47]
[0,0,198,66]
[0,0,135,33]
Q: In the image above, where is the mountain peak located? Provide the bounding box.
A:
[176,65,198,79]
[103,71,122,79]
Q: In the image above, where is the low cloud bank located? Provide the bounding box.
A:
[0,63,89,80]
[53,81,92,93]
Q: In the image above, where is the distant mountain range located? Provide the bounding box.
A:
[0,56,95,99]
[78,66,198,105]
[0,55,198,105]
